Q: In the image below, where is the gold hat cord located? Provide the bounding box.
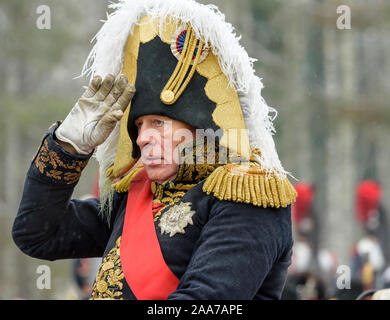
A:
[161,26,204,105]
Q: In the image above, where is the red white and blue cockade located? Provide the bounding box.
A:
[170,25,209,64]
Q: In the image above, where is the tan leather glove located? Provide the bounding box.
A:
[56,74,135,155]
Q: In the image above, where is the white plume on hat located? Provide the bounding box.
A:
[81,0,288,198]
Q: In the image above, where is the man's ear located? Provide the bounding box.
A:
[173,128,196,145]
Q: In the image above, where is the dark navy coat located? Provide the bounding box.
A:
[12,123,293,300]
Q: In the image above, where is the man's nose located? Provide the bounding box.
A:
[136,125,158,149]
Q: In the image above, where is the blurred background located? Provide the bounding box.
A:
[0,0,389,299]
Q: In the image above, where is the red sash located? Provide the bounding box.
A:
[120,168,179,299]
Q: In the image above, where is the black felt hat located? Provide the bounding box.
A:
[127,35,219,159]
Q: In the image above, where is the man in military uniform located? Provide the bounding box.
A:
[12,0,297,299]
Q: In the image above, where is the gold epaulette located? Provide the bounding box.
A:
[112,166,144,193]
[202,163,297,208]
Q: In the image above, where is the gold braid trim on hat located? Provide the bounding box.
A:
[203,163,297,208]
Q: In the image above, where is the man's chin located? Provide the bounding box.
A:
[144,164,178,183]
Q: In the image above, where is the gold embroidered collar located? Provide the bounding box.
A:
[113,138,298,209]
[150,138,234,202]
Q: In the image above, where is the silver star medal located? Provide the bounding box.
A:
[159,202,195,237]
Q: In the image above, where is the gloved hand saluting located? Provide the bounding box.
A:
[55,74,135,155]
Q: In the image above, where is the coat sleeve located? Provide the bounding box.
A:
[167,200,293,300]
[12,122,119,261]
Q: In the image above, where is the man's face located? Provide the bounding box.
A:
[135,115,196,183]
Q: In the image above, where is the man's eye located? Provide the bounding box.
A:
[155,119,164,126]
[136,122,142,129]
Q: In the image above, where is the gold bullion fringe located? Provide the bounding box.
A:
[113,166,144,193]
[202,163,297,208]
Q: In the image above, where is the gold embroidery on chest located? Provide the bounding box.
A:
[91,237,124,300]
[158,202,195,237]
